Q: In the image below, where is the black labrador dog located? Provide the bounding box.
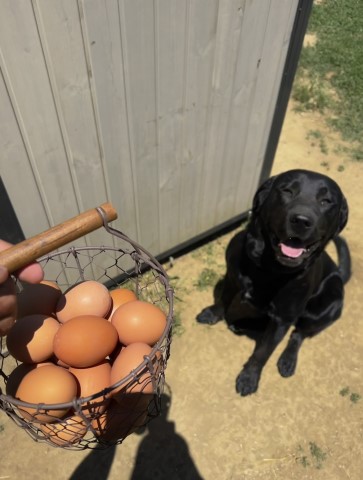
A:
[196,169,350,396]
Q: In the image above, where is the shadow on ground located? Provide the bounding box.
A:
[70,393,203,480]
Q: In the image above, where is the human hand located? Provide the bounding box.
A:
[0,240,44,336]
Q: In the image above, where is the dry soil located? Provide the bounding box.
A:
[1,102,362,480]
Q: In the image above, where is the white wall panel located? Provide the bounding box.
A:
[0,0,299,263]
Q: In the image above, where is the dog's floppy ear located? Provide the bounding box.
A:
[252,175,276,214]
[246,175,276,265]
[336,194,349,235]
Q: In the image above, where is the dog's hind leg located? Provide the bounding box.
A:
[196,274,239,325]
[196,303,224,325]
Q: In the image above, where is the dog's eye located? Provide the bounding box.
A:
[320,198,332,206]
[281,188,293,197]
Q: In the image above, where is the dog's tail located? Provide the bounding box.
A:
[333,236,351,284]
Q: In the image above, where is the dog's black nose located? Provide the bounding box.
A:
[289,213,313,230]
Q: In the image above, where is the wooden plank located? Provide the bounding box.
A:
[80,0,139,245]
[0,1,120,281]
[0,0,80,234]
[177,0,220,243]
[153,0,189,253]
[196,0,269,232]
[83,0,190,260]
[34,0,111,249]
[212,0,272,226]
[234,0,299,211]
[0,69,49,237]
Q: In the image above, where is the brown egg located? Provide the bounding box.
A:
[6,362,54,397]
[111,301,166,346]
[69,360,112,415]
[106,288,137,320]
[6,315,60,363]
[110,343,156,399]
[53,315,118,368]
[91,398,148,442]
[17,281,62,318]
[56,281,112,323]
[108,342,124,363]
[39,415,87,446]
[15,364,78,422]
[50,355,70,368]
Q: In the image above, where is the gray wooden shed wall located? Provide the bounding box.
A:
[0,0,299,259]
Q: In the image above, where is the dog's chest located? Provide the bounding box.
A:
[238,261,288,310]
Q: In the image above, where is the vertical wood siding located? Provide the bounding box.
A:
[0,0,298,260]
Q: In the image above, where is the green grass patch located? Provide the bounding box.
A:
[293,76,333,113]
[339,386,361,403]
[293,0,363,159]
[195,268,219,291]
[296,445,310,468]
[168,275,187,336]
[350,392,361,404]
[191,242,215,262]
[309,442,327,469]
[296,442,328,470]
[306,129,329,154]
[339,386,350,397]
[172,310,185,336]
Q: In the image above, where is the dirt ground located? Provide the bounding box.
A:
[1,102,362,480]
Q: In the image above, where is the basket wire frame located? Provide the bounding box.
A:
[0,213,174,450]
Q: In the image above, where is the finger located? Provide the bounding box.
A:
[16,263,44,284]
[0,275,17,336]
[0,239,14,251]
[0,240,44,284]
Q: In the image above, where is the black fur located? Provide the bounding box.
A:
[196,169,350,396]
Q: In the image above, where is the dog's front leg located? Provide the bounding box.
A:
[236,317,291,396]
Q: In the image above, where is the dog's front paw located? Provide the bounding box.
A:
[196,306,223,325]
[277,350,297,378]
[235,364,261,396]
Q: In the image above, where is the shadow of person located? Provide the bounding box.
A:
[69,444,116,480]
[69,391,203,480]
[131,393,204,480]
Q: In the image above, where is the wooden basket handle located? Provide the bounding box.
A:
[0,203,118,274]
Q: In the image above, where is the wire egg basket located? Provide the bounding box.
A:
[0,205,173,450]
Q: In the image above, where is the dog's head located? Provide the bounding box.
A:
[248,169,348,268]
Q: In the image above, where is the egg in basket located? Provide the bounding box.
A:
[0,204,173,450]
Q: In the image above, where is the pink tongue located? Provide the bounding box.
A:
[279,243,305,258]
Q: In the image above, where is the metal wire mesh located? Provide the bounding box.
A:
[0,224,173,450]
